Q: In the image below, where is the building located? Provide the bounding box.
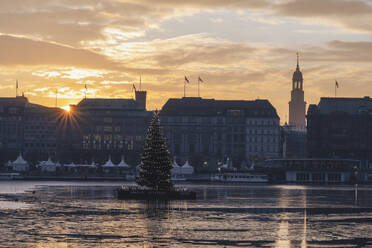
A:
[0,96,64,165]
[307,97,372,182]
[307,97,372,167]
[66,98,151,165]
[281,124,307,158]
[282,55,307,158]
[263,158,359,183]
[135,90,147,110]
[288,54,306,128]
[160,97,281,171]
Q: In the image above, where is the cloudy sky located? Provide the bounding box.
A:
[1,0,372,122]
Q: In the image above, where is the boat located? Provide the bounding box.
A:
[0,172,23,180]
[210,172,268,183]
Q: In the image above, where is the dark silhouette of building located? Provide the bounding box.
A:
[281,55,307,158]
[281,124,306,158]
[307,97,372,181]
[135,90,147,110]
[160,97,281,171]
[65,98,151,165]
[289,54,306,128]
[263,158,360,183]
[0,96,64,164]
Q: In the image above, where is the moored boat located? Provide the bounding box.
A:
[0,172,23,180]
[210,172,268,183]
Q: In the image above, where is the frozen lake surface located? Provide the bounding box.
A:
[1,181,372,247]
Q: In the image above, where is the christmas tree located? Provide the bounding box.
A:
[137,112,173,191]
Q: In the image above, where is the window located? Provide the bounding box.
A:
[104,117,112,123]
[312,173,325,182]
[104,126,112,132]
[227,109,241,116]
[328,173,341,182]
[296,173,309,182]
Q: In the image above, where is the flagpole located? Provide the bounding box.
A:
[198,79,200,97]
[335,83,336,97]
[335,80,337,97]
[184,81,186,97]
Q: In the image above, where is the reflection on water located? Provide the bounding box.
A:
[0,200,30,209]
[1,182,372,247]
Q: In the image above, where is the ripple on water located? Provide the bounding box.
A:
[0,200,30,209]
[1,183,372,247]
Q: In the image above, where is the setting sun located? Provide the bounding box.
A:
[61,105,70,112]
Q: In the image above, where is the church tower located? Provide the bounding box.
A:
[289,53,306,128]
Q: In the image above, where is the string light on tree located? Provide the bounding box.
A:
[136,111,173,191]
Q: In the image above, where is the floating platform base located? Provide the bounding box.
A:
[117,188,196,200]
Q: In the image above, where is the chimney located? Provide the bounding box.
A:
[135,90,147,110]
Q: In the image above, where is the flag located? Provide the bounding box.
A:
[198,76,203,83]
[335,80,339,88]
[16,80,18,89]
[85,84,87,90]
[184,76,189,83]
[133,84,136,91]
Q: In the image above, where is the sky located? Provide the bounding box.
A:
[1,0,372,122]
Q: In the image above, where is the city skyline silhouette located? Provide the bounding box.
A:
[1,0,372,122]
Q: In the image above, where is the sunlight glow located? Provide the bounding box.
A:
[61,105,70,112]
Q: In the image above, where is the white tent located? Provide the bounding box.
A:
[10,154,29,172]
[102,156,116,168]
[117,157,130,169]
[171,158,181,175]
[181,160,194,175]
[40,157,60,172]
[248,162,255,171]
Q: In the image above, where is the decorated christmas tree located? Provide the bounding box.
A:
[136,112,173,191]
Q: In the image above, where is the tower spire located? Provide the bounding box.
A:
[296,52,300,70]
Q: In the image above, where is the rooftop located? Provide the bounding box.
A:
[314,96,372,115]
[76,98,143,110]
[160,97,279,118]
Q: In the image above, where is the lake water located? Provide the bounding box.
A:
[1,181,372,247]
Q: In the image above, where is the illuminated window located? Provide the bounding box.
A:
[104,126,112,132]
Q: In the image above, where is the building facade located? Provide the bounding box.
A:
[0,96,64,164]
[307,97,372,161]
[281,125,307,158]
[160,97,281,171]
[65,98,151,165]
[263,158,359,183]
[288,55,306,128]
[307,97,372,182]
